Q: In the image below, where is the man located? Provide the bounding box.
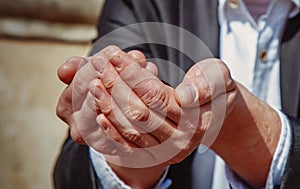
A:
[54,0,300,188]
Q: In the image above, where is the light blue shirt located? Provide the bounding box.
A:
[215,0,298,188]
[90,0,300,188]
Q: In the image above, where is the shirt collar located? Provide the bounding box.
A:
[219,0,300,19]
[290,0,300,17]
[292,0,300,7]
[218,0,255,28]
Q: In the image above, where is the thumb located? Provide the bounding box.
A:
[176,59,233,108]
[175,81,199,107]
[57,56,89,85]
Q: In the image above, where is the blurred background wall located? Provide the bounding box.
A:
[0,1,105,189]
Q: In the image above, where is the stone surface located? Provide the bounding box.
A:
[0,38,91,189]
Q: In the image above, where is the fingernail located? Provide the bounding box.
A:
[101,121,108,130]
[89,80,103,101]
[110,55,123,69]
[92,54,108,74]
[104,45,121,57]
[97,114,108,130]
[176,84,197,105]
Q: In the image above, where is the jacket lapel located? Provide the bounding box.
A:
[280,12,300,117]
[179,0,220,58]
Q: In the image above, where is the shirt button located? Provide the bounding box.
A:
[229,0,239,9]
[258,49,268,62]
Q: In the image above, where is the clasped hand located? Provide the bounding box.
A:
[56,45,237,167]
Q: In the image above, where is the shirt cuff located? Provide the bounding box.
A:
[225,109,292,189]
[265,110,291,188]
[89,147,171,189]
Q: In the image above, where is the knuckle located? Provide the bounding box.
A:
[123,132,143,145]
[104,78,115,92]
[119,68,135,81]
[70,129,83,144]
[138,80,166,108]
[148,89,167,110]
[126,104,149,122]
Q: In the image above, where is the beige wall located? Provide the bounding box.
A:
[0,1,106,188]
[0,0,104,24]
[0,38,91,189]
[0,0,106,188]
[0,0,105,43]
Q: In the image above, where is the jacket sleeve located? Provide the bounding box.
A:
[53,133,101,189]
[280,116,300,189]
[89,0,154,57]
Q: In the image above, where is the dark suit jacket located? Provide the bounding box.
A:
[53,0,300,188]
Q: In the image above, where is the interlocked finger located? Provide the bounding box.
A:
[89,79,161,148]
